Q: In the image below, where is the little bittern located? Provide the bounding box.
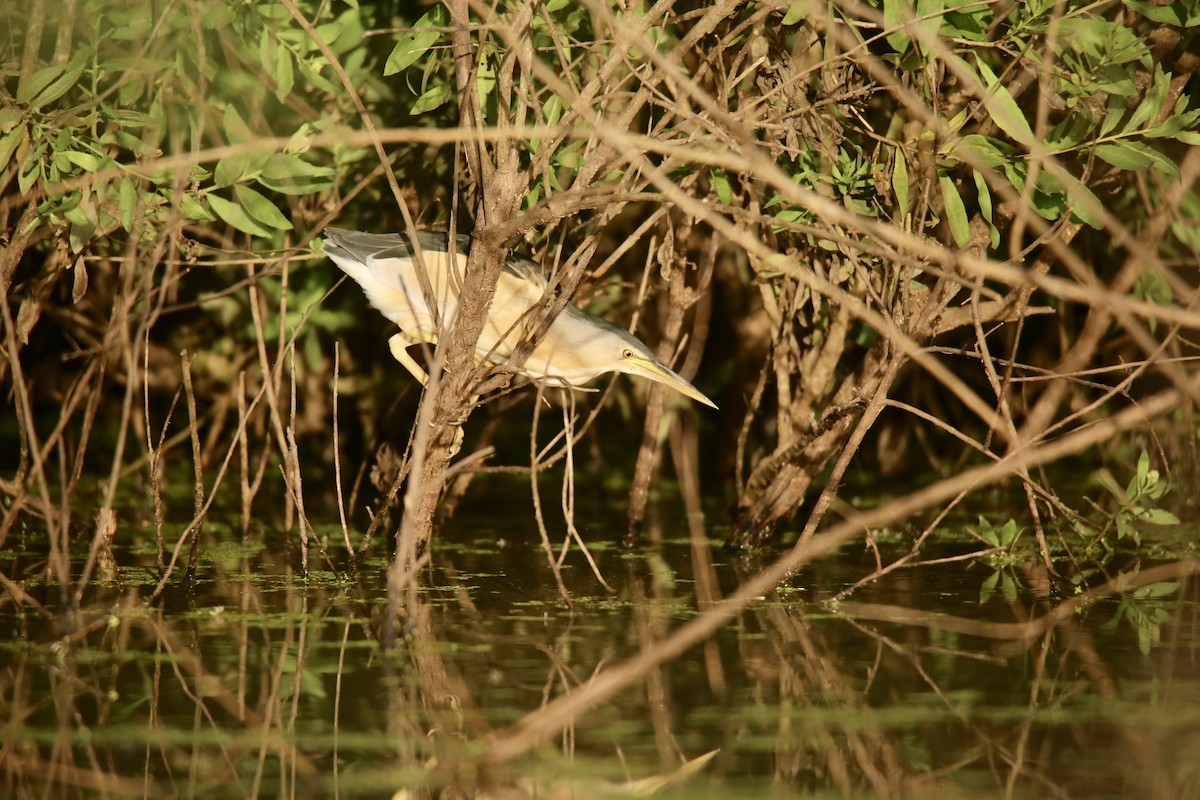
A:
[324,228,716,408]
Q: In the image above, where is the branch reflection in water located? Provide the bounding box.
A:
[1,480,1197,799]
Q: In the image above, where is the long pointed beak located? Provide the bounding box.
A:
[628,357,718,409]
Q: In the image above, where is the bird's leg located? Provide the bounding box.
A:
[388,333,429,386]
[389,332,470,455]
[451,393,480,454]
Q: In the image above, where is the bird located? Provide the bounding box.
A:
[323,228,717,409]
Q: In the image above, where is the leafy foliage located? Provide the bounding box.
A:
[1,3,355,251]
[1,0,1197,569]
[1086,450,1181,548]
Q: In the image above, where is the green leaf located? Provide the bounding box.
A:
[259,28,273,78]
[979,570,1000,604]
[1138,508,1180,526]
[773,208,809,226]
[118,177,137,231]
[1000,572,1018,602]
[263,156,333,181]
[274,45,295,102]
[711,168,732,205]
[69,221,94,254]
[1123,0,1200,25]
[257,154,336,195]
[950,134,1010,168]
[1126,449,1150,499]
[1064,179,1104,229]
[1092,65,1139,97]
[385,6,447,76]
[234,185,292,230]
[214,103,272,187]
[1045,113,1096,154]
[1116,514,1137,541]
[476,62,496,110]
[1138,144,1181,178]
[1134,580,1180,598]
[179,192,215,222]
[1133,267,1174,308]
[892,152,910,213]
[0,124,25,172]
[998,519,1018,546]
[972,171,999,248]
[1058,17,1150,66]
[1144,113,1194,140]
[215,155,249,187]
[63,150,101,171]
[63,192,92,226]
[523,182,541,210]
[556,147,583,170]
[976,58,1034,147]
[18,153,42,195]
[223,105,254,145]
[943,0,991,41]
[915,0,945,54]
[939,174,970,246]
[295,55,338,94]
[543,93,564,126]
[1126,67,1169,133]
[883,0,913,54]
[0,107,22,133]
[782,2,805,24]
[977,515,998,546]
[531,94,563,154]
[208,193,271,236]
[17,62,80,108]
[315,21,342,48]
[1094,140,1156,172]
[1099,94,1130,138]
[109,109,154,128]
[1036,169,1104,229]
[410,82,451,115]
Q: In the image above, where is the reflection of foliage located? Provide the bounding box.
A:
[1104,577,1181,655]
[973,516,1022,604]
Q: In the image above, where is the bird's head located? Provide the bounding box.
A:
[604,328,718,409]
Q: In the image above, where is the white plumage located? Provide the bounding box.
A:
[324,228,716,408]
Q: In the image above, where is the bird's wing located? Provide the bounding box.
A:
[324,229,468,265]
[326,228,552,292]
[498,252,550,291]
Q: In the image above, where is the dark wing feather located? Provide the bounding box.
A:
[323,228,548,290]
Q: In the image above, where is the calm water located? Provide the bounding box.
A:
[1,494,1197,800]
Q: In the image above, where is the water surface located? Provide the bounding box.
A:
[1,499,1196,799]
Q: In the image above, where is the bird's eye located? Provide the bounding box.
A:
[621,348,635,359]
